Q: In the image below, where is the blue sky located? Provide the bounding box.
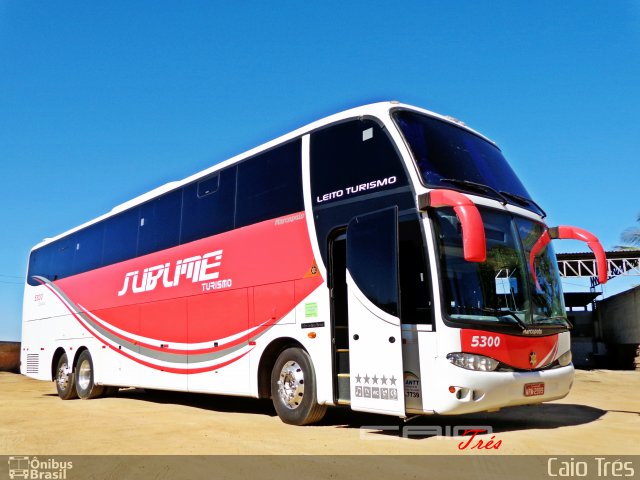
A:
[1,1,639,341]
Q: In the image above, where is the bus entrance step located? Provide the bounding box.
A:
[336,349,350,373]
[337,374,350,402]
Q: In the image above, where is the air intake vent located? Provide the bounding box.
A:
[26,354,39,374]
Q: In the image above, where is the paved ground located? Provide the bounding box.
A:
[0,369,638,455]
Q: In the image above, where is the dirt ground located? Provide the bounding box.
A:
[0,369,638,455]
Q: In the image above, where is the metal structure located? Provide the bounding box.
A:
[556,250,640,285]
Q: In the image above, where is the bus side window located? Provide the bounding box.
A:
[236,139,303,228]
[138,189,182,256]
[103,208,140,266]
[48,236,75,281]
[73,223,104,275]
[27,246,52,286]
[181,167,236,244]
[399,218,433,325]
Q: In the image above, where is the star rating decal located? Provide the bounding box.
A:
[355,373,397,385]
[352,373,399,400]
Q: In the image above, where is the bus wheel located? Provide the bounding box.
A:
[75,351,104,399]
[270,347,327,425]
[55,353,78,400]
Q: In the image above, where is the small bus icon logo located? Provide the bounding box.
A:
[8,456,29,479]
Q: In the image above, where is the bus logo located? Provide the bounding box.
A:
[8,457,29,479]
[117,250,224,296]
[529,351,537,367]
[8,456,73,479]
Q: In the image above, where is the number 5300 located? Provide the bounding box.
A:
[470,335,501,348]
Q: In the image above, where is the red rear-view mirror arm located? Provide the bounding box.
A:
[419,189,486,262]
[529,225,608,285]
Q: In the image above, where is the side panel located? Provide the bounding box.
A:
[22,213,324,396]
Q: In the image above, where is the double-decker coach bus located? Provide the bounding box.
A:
[21,102,608,425]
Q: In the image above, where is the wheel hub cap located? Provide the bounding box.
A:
[277,360,305,409]
[77,359,91,390]
[57,363,71,390]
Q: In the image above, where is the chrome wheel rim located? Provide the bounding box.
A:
[277,360,305,410]
[57,361,71,390]
[77,359,92,390]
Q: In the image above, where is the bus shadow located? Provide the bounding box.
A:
[109,388,279,418]
[45,387,608,437]
[326,403,607,439]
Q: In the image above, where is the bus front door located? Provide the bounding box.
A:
[346,207,405,417]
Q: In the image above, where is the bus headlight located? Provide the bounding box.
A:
[447,352,499,372]
[557,350,572,367]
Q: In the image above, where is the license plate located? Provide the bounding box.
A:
[524,382,545,397]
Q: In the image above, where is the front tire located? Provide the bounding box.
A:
[75,350,104,399]
[270,347,327,425]
[55,353,77,400]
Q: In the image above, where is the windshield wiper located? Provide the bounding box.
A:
[482,307,527,330]
[533,315,573,329]
[438,178,546,218]
[454,305,526,330]
[498,190,547,218]
[439,178,509,205]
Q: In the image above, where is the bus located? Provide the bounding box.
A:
[21,101,608,425]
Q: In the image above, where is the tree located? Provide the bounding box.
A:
[615,213,640,250]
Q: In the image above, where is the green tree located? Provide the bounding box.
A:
[615,213,640,250]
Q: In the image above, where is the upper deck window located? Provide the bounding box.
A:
[236,139,303,228]
[393,110,537,212]
[310,118,408,207]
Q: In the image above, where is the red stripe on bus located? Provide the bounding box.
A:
[41,281,252,374]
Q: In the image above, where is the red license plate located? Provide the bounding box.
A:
[524,382,545,397]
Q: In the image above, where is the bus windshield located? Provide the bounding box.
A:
[433,207,568,328]
[393,110,543,215]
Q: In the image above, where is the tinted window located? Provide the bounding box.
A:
[393,110,540,214]
[347,207,399,317]
[181,167,236,244]
[236,139,303,227]
[49,235,75,281]
[103,208,139,265]
[27,247,52,286]
[138,189,182,256]
[73,223,105,274]
[398,217,432,324]
[197,173,219,197]
[310,119,408,207]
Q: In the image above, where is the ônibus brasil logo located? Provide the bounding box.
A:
[117,250,231,296]
[8,456,73,479]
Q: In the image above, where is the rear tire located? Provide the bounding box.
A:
[75,350,104,399]
[270,347,327,425]
[55,353,77,400]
